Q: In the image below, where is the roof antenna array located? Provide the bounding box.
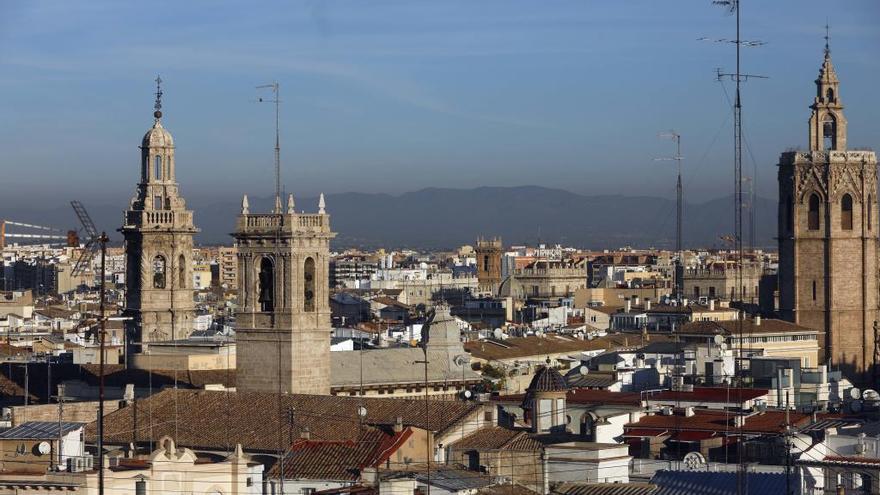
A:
[256,82,282,212]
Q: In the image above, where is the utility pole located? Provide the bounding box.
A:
[97,231,108,495]
[416,346,431,495]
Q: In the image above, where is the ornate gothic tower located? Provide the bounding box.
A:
[121,80,198,349]
[777,40,878,379]
[475,237,502,295]
[233,193,335,394]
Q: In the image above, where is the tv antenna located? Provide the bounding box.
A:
[256,82,282,212]
[655,130,683,301]
[703,3,768,493]
[70,200,102,277]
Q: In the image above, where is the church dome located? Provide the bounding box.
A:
[142,119,174,148]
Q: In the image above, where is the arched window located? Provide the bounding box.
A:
[842,194,853,230]
[826,87,834,103]
[303,257,316,312]
[258,257,274,312]
[178,254,186,289]
[152,255,166,289]
[822,114,837,150]
[868,194,873,231]
[808,194,821,230]
[154,156,162,181]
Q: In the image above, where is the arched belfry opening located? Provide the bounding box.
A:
[303,257,316,312]
[153,255,166,289]
[822,113,838,151]
[259,257,275,312]
[825,87,834,103]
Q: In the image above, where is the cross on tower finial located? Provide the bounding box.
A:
[153,75,163,120]
[824,22,831,57]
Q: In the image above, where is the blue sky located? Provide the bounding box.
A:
[0,0,878,206]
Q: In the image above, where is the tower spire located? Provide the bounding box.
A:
[824,22,830,58]
[153,75,163,121]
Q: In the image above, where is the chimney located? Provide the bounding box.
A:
[682,298,688,307]
[300,427,311,440]
[755,315,761,326]
[393,416,404,433]
[633,296,640,307]
[685,406,695,417]
[625,298,631,313]
[645,298,652,311]
[708,299,715,311]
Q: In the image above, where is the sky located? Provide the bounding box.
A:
[0,0,878,208]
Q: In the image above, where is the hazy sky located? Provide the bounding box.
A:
[1,0,878,207]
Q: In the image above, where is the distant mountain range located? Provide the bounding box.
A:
[1,186,778,250]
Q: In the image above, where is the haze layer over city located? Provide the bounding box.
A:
[1,2,879,495]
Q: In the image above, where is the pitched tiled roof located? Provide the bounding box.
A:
[267,427,413,481]
[91,389,481,453]
[449,426,542,452]
[646,387,769,404]
[678,319,817,336]
[625,409,809,435]
[465,335,628,362]
[650,470,789,495]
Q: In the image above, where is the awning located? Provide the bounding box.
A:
[623,428,668,438]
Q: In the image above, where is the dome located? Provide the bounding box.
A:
[521,365,568,410]
[142,120,174,148]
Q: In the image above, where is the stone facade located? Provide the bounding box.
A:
[121,98,198,350]
[233,193,335,395]
[777,43,878,380]
[475,237,503,294]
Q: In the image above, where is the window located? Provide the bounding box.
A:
[808,194,821,230]
[153,195,163,210]
[258,257,274,312]
[826,87,834,103]
[822,114,837,150]
[812,280,817,301]
[303,257,316,312]
[842,194,853,230]
[152,255,166,289]
[154,155,162,180]
[869,195,873,230]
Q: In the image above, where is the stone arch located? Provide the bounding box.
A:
[154,155,162,181]
[822,112,838,150]
[258,256,275,312]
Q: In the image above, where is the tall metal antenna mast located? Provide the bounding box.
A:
[655,131,683,301]
[257,82,281,212]
[704,2,767,493]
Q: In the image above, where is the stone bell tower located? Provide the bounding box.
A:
[777,36,878,380]
[121,78,198,350]
[234,193,335,394]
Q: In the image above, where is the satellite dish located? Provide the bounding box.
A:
[579,365,589,376]
[683,452,707,470]
[357,406,368,418]
[862,389,879,401]
[850,388,862,400]
[36,442,51,456]
[850,400,863,413]
[493,328,503,340]
[536,330,545,337]
[713,334,724,346]
[462,390,473,399]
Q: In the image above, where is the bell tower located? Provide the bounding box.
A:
[233,193,335,395]
[121,77,199,350]
[777,34,878,381]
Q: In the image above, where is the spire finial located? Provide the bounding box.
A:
[824,22,831,58]
[287,193,295,214]
[154,75,164,121]
[318,193,326,214]
[241,194,249,215]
